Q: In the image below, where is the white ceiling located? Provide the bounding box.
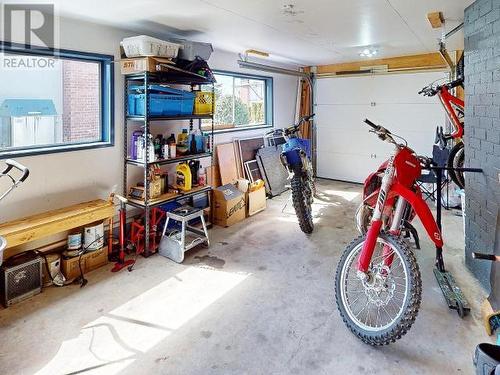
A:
[52,0,473,66]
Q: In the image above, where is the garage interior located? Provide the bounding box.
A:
[0,1,499,374]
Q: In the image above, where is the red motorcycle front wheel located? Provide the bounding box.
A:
[335,233,422,345]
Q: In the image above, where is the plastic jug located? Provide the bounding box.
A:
[177,129,189,155]
[178,129,188,146]
[176,163,192,191]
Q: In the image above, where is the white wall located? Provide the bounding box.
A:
[0,16,298,225]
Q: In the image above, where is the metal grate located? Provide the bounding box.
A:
[1,257,42,306]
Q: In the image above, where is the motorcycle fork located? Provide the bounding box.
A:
[382,197,408,267]
[357,157,395,273]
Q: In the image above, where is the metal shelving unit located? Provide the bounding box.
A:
[124,67,215,257]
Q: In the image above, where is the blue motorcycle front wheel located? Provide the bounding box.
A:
[291,174,314,234]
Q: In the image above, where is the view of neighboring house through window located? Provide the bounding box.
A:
[0,46,113,157]
[202,72,272,131]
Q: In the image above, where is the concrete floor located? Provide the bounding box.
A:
[0,179,492,375]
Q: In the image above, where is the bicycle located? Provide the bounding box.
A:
[419,76,465,188]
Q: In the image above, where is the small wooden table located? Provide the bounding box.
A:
[0,199,114,256]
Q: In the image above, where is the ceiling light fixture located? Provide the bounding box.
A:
[359,48,378,58]
[282,3,304,17]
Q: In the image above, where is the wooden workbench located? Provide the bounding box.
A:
[0,199,114,256]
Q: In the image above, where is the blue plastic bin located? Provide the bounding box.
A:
[128,85,195,116]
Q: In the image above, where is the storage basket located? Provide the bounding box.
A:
[193,91,214,115]
[128,85,195,116]
[121,35,181,58]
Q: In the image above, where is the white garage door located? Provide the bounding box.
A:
[315,72,447,183]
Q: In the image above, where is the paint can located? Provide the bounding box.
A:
[67,232,82,250]
[84,221,104,251]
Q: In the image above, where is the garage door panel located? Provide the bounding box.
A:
[315,72,447,183]
[317,129,390,154]
[317,151,386,183]
[316,104,369,131]
[369,72,447,104]
[372,103,445,155]
[316,105,378,153]
[316,76,374,105]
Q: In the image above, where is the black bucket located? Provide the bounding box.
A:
[474,343,500,375]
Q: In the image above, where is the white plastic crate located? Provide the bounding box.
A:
[121,35,182,58]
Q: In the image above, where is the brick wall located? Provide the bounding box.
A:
[62,60,100,142]
[464,0,500,290]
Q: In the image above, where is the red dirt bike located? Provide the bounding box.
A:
[355,159,420,249]
[335,119,443,345]
[419,77,465,188]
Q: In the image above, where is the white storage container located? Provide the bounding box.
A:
[121,35,182,58]
[172,39,213,61]
[84,222,104,251]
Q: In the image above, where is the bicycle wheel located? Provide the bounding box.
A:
[335,233,421,345]
[448,141,465,189]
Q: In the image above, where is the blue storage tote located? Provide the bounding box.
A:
[128,85,195,116]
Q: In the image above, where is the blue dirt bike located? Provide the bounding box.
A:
[278,114,316,234]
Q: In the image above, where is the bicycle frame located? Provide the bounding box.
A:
[357,144,443,273]
[437,86,464,139]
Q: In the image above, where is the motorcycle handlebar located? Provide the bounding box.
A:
[301,114,315,122]
[285,114,316,136]
[364,118,380,130]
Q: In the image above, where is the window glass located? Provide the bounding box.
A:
[0,47,113,157]
[202,72,272,132]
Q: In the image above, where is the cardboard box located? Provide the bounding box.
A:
[120,56,174,75]
[213,184,246,227]
[236,179,266,217]
[248,186,267,216]
[62,247,108,280]
[207,165,221,188]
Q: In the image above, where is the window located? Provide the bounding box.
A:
[202,71,273,132]
[0,42,114,158]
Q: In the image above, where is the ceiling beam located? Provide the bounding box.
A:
[427,11,445,29]
[313,52,449,75]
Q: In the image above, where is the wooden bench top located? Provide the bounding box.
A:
[0,199,114,249]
